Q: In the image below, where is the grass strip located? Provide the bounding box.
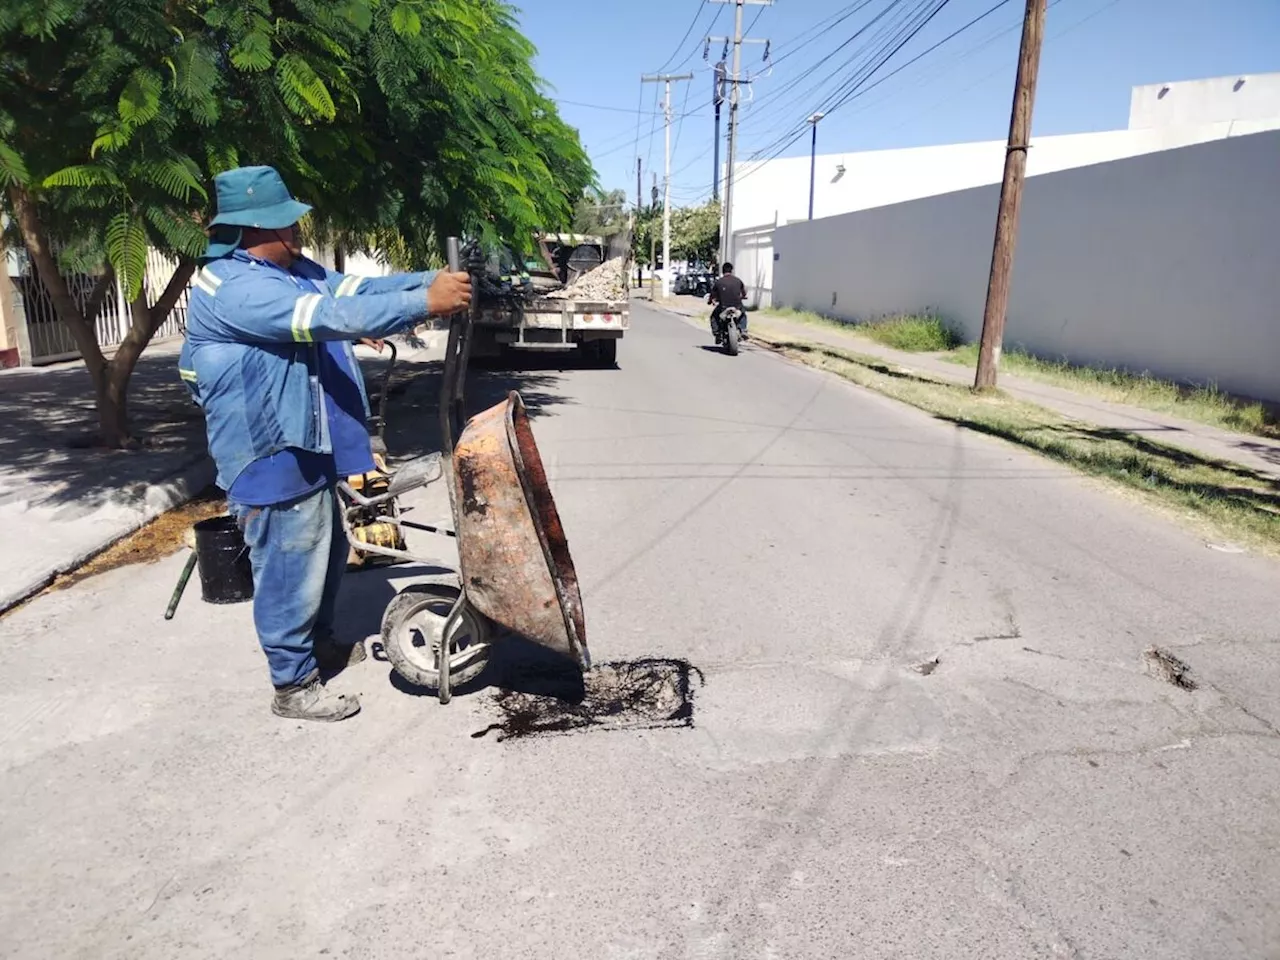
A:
[756,307,1277,440]
[942,343,1279,440]
[757,333,1280,555]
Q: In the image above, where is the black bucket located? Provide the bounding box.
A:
[193,515,255,604]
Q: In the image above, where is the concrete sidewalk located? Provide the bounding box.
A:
[648,294,1280,482]
[0,341,214,612]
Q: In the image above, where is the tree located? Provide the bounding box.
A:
[628,198,719,268]
[669,200,720,266]
[572,188,629,240]
[0,0,594,448]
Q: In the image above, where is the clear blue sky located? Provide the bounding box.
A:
[518,0,1280,206]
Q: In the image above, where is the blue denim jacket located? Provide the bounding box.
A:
[180,251,435,491]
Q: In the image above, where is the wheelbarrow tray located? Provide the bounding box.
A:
[452,391,589,670]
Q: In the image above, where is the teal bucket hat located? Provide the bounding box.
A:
[203,166,313,260]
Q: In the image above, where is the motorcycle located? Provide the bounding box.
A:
[710,304,746,356]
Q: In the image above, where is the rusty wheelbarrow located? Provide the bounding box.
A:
[337,238,588,704]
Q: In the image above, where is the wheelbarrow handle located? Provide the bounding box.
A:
[439,236,479,450]
[164,551,199,621]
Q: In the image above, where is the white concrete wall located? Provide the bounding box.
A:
[1129,72,1280,129]
[301,246,394,278]
[729,118,1280,312]
[341,250,393,277]
[771,129,1280,403]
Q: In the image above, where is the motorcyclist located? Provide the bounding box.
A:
[707,262,748,341]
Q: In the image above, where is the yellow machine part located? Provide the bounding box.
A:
[346,456,392,495]
[347,520,406,567]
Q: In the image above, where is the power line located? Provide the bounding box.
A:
[655,0,709,74]
[662,0,916,182]
[741,0,949,164]
[737,0,910,130]
[766,0,882,69]
[838,0,1017,108]
[873,0,1123,136]
[556,97,709,118]
[663,0,1089,197]
[644,82,661,184]
[733,0,957,186]
[674,5,725,71]
[672,73,696,158]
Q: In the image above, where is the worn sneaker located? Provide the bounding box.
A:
[272,672,360,722]
[313,634,368,674]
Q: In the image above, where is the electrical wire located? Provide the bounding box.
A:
[654,0,709,74]
[731,0,958,188]
[873,0,1124,136]
[832,0,1016,110]
[736,0,914,132]
[664,0,1104,207]
[557,97,709,118]
[663,0,921,183]
[740,0,951,164]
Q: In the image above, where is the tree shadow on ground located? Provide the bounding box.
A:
[0,343,206,511]
[0,338,577,511]
[933,415,1280,518]
[1233,439,1280,471]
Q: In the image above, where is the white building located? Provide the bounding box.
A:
[729,72,1280,308]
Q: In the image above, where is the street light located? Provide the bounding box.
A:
[807,112,824,221]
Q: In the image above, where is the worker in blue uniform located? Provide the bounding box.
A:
[180,165,471,722]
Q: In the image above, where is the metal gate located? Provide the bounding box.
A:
[16,247,190,365]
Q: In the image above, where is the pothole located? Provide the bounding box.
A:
[474,658,705,742]
[1142,646,1196,690]
[911,657,941,676]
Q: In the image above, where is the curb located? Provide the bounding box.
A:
[0,454,216,615]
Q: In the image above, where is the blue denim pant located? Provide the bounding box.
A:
[229,486,347,688]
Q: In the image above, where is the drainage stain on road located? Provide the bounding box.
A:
[474,657,705,742]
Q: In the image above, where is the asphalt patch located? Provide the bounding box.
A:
[474,657,705,742]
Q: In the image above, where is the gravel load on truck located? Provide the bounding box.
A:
[546,257,626,301]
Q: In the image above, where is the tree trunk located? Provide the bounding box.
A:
[99,261,196,448]
[7,185,107,379]
[9,185,197,448]
[95,367,132,449]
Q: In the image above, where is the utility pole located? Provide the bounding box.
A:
[642,70,693,299]
[712,61,726,201]
[650,175,659,299]
[635,156,643,286]
[710,0,772,266]
[973,0,1047,391]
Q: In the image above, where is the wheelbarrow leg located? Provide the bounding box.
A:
[435,593,467,704]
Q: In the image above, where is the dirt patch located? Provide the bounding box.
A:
[51,486,227,592]
[474,657,705,742]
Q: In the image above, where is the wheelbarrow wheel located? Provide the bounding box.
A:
[380,583,492,691]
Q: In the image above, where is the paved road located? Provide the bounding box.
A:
[2,303,1278,959]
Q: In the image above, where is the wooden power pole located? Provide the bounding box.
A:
[973,0,1047,391]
